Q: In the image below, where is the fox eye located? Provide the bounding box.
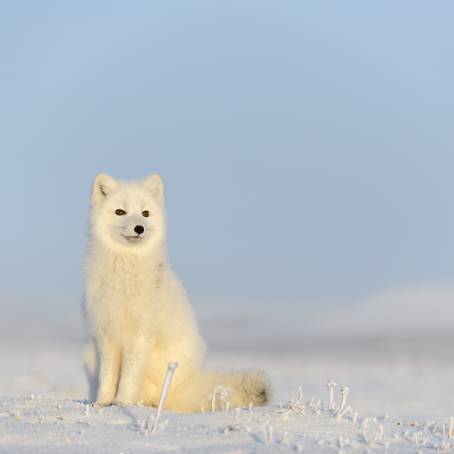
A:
[142,210,150,217]
[115,209,126,216]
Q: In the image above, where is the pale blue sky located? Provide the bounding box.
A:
[1,2,454,328]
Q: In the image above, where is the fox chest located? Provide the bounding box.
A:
[87,272,156,338]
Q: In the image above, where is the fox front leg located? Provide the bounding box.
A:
[114,339,153,405]
[96,342,121,406]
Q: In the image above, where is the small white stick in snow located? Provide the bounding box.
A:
[373,424,384,444]
[150,362,178,434]
[361,417,371,428]
[209,386,228,412]
[280,430,290,445]
[449,417,454,438]
[336,405,352,420]
[297,386,304,402]
[209,389,217,412]
[327,380,337,410]
[263,425,274,444]
[336,386,349,417]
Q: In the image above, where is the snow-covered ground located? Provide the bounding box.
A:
[1,341,454,453]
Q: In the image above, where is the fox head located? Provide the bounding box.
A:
[90,173,166,254]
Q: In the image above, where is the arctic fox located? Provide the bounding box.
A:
[83,173,270,412]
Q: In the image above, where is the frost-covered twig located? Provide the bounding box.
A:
[307,398,322,416]
[297,386,304,402]
[335,387,350,419]
[208,385,229,412]
[374,424,384,443]
[327,380,337,410]
[275,386,306,419]
[336,405,352,420]
[449,417,454,438]
[279,430,290,445]
[338,387,349,412]
[150,362,178,434]
[361,417,372,428]
[262,424,274,444]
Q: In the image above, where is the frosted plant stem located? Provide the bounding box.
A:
[336,405,351,420]
[150,362,179,434]
[211,389,217,412]
[336,387,350,418]
[376,425,384,442]
[449,417,454,438]
[211,386,225,411]
[297,386,304,402]
[327,381,337,410]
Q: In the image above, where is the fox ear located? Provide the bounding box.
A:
[144,173,164,203]
[91,173,117,205]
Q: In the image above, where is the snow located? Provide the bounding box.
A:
[1,342,454,452]
[4,394,448,453]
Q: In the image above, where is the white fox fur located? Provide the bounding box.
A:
[83,173,270,412]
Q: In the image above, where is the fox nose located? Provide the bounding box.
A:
[134,225,144,235]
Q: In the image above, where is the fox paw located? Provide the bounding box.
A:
[95,398,114,406]
[112,398,135,407]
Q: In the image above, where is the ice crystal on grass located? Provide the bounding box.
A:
[275,386,306,420]
[449,417,454,438]
[307,398,322,416]
[335,387,350,419]
[326,381,337,410]
[208,385,230,412]
[4,377,454,453]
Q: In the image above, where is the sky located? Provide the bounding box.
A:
[1,2,454,337]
